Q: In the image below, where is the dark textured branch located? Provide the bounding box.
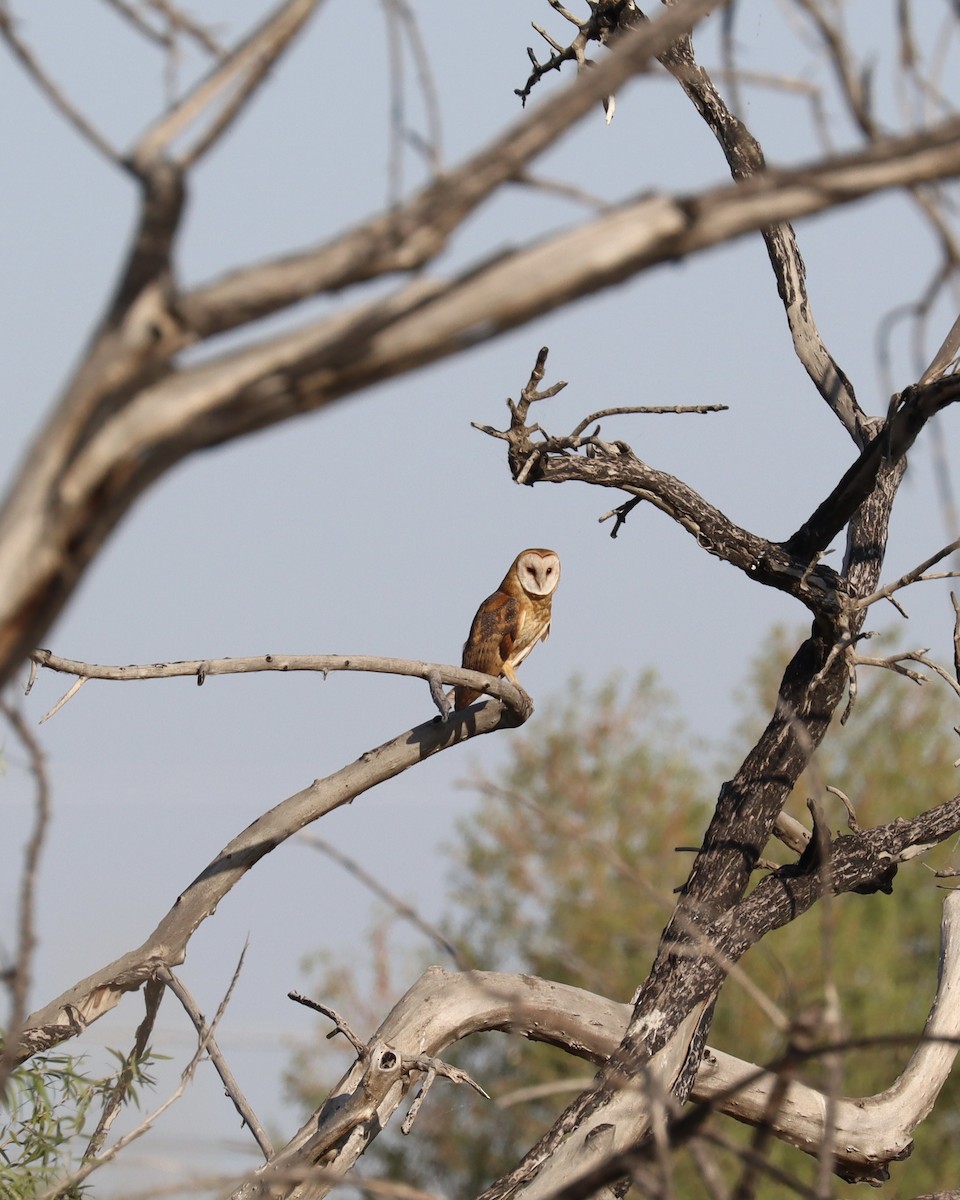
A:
[477,308,915,1197]
[488,797,960,1200]
[787,373,960,561]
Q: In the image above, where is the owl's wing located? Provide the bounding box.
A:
[463,592,521,674]
[455,592,521,709]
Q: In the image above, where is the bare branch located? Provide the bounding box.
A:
[298,833,470,968]
[0,700,51,1097]
[160,959,273,1159]
[38,675,87,723]
[568,403,727,438]
[130,0,324,171]
[16,694,527,1062]
[0,7,123,165]
[658,28,868,446]
[855,537,960,609]
[287,993,369,1057]
[29,649,529,718]
[238,888,960,1198]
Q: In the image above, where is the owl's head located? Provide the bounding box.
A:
[514,548,561,597]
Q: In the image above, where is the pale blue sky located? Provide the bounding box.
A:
[2,1,960,1192]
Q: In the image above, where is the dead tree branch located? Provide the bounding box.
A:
[0,700,51,1097]
[236,886,960,1199]
[15,688,528,1062]
[28,649,530,721]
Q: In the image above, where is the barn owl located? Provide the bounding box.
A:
[454,549,561,710]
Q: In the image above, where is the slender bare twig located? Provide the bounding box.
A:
[159,958,273,1159]
[299,832,470,968]
[393,0,443,173]
[288,993,368,1056]
[569,403,728,438]
[144,0,226,57]
[0,700,51,1097]
[0,7,122,165]
[383,0,405,207]
[855,537,960,609]
[844,641,960,713]
[100,0,174,48]
[38,675,87,723]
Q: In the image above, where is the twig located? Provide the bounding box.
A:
[144,0,225,57]
[0,701,51,1098]
[853,647,960,701]
[288,993,368,1056]
[598,496,642,538]
[825,785,860,833]
[38,675,87,723]
[401,1064,438,1134]
[299,832,470,968]
[160,956,273,1159]
[569,403,727,439]
[0,7,122,165]
[855,537,960,609]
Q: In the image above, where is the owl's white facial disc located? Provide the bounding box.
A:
[517,550,560,597]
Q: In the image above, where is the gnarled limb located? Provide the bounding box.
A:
[233,888,960,1199]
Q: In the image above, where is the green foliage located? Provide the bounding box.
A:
[0,1044,161,1198]
[290,635,960,1197]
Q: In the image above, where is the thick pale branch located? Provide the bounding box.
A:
[16,692,525,1061]
[236,889,960,1199]
[176,0,721,337]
